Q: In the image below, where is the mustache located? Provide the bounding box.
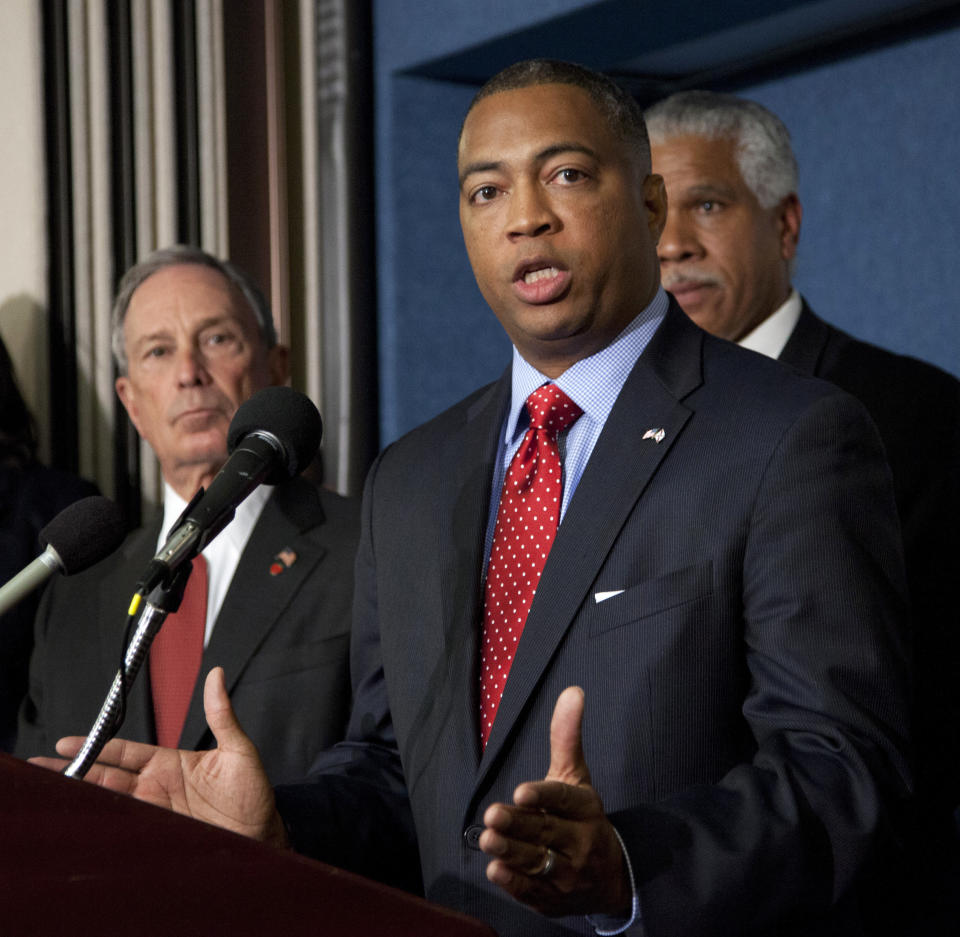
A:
[661,270,722,291]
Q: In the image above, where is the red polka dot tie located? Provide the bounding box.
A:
[150,555,207,748]
[479,384,582,747]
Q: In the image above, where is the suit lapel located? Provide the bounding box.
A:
[478,302,705,774]
[178,479,327,748]
[423,375,510,777]
[96,518,160,742]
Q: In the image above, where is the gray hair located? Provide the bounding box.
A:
[111,245,276,373]
[645,90,797,209]
[462,59,651,173]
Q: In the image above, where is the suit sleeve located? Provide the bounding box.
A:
[612,390,913,937]
[274,450,422,893]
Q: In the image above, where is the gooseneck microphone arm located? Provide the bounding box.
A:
[63,565,192,779]
[0,549,66,617]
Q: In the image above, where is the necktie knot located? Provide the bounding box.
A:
[526,384,582,438]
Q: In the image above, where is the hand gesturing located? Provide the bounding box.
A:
[479,686,631,919]
[30,667,287,846]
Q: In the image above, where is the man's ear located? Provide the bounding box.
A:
[778,193,802,261]
[115,375,143,437]
[644,173,668,243]
[267,343,290,386]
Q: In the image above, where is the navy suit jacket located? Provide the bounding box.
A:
[16,477,359,785]
[780,301,960,930]
[780,304,960,663]
[278,302,911,936]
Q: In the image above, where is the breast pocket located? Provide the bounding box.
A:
[588,562,713,637]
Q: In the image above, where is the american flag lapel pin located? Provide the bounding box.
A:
[269,547,298,576]
[642,428,666,444]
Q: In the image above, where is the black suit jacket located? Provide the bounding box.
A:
[278,302,912,936]
[780,301,960,928]
[16,477,360,785]
[0,465,99,752]
[781,306,960,653]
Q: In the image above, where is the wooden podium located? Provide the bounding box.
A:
[0,753,496,936]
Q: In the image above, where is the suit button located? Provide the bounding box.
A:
[463,825,483,850]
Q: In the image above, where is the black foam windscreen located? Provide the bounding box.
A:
[226,386,323,483]
[39,496,126,575]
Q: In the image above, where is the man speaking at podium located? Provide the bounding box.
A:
[41,64,912,936]
[18,246,359,785]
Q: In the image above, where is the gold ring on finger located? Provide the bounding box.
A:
[537,846,557,878]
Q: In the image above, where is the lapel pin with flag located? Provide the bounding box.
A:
[269,547,298,577]
[642,428,666,444]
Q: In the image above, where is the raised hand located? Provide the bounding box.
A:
[479,686,631,918]
[30,667,287,846]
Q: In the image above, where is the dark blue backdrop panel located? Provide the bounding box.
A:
[374,0,588,75]
[744,23,960,380]
[400,0,822,82]
[378,76,510,443]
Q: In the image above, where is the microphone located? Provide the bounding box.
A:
[136,386,322,596]
[0,496,126,617]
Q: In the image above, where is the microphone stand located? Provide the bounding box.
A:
[63,562,193,780]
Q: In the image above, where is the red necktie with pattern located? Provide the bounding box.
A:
[150,554,208,748]
[479,384,583,747]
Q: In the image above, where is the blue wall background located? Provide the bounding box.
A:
[373,2,960,444]
[749,27,960,362]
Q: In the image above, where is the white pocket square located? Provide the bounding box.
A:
[594,589,625,604]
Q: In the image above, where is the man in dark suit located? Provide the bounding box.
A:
[647,90,960,933]
[0,335,99,752]
[41,63,911,936]
[17,246,359,785]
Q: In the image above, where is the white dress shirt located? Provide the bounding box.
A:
[737,289,802,359]
[159,482,273,645]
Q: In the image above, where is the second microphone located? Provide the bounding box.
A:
[136,386,323,597]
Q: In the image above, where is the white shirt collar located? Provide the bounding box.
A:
[737,289,802,359]
[160,480,273,552]
[159,480,274,644]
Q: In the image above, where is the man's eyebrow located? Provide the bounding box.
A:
[458,143,600,188]
[129,314,238,348]
[130,328,173,348]
[459,160,502,188]
[536,142,598,163]
[683,182,738,200]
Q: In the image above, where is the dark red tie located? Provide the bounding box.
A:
[479,384,582,747]
[150,554,208,748]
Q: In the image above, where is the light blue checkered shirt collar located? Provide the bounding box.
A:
[484,288,669,566]
[504,287,669,449]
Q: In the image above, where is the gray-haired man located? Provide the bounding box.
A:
[648,90,960,935]
[17,246,360,785]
